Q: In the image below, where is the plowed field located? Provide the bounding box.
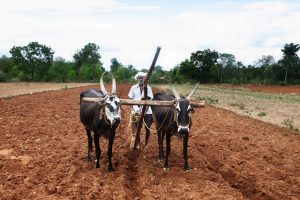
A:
[0,84,299,200]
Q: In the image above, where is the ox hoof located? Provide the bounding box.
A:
[184,166,190,171]
[107,168,113,172]
[163,167,169,171]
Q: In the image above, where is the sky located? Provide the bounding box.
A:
[0,0,299,70]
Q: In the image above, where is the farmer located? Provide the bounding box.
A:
[128,71,153,149]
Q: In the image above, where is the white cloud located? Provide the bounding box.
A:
[0,0,299,70]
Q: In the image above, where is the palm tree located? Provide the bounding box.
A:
[281,43,300,84]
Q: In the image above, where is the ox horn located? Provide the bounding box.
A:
[186,82,199,100]
[169,83,181,100]
[100,72,109,95]
[110,72,116,94]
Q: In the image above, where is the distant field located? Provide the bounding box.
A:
[0,82,96,98]
[154,83,300,132]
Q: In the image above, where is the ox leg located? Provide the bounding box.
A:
[183,135,190,171]
[144,114,152,146]
[163,133,171,171]
[107,130,116,172]
[145,124,150,146]
[158,130,164,162]
[94,130,101,168]
[86,129,93,162]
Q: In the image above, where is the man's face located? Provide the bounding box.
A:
[138,76,144,85]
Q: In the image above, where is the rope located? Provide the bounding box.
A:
[121,104,172,133]
[143,108,172,133]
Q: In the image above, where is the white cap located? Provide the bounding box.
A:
[134,72,147,80]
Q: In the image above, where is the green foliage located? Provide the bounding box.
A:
[190,49,220,83]
[197,96,219,104]
[1,41,299,85]
[258,112,267,117]
[149,65,168,84]
[10,42,54,81]
[48,58,73,82]
[110,58,122,74]
[170,66,184,83]
[67,69,77,81]
[79,64,105,82]
[73,43,102,75]
[281,119,299,133]
[280,43,300,84]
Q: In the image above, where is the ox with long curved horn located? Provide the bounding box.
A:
[186,83,199,100]
[100,71,116,95]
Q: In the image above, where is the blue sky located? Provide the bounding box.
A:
[0,0,299,70]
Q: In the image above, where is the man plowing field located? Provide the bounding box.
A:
[128,71,154,149]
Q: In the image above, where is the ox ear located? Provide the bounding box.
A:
[186,82,199,100]
[100,72,109,95]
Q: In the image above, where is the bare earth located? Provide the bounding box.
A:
[0,83,299,199]
[0,82,94,98]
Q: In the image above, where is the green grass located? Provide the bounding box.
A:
[258,112,267,117]
[281,119,299,133]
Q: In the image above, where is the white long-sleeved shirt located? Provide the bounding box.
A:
[128,84,153,114]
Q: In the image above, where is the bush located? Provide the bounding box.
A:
[0,71,10,82]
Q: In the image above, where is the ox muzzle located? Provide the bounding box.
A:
[178,125,190,135]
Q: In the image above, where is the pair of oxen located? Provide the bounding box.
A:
[80,72,198,172]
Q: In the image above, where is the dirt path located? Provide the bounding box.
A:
[0,84,299,199]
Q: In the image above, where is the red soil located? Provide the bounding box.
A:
[0,84,299,199]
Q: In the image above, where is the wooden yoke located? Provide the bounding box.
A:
[134,46,161,149]
[82,98,205,107]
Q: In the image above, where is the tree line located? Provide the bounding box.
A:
[0,41,299,85]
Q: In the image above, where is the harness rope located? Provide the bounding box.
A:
[121,105,171,133]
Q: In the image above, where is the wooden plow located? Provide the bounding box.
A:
[82,47,205,149]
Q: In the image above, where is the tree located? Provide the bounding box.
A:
[218,53,236,83]
[178,59,197,81]
[190,49,219,83]
[110,58,122,74]
[0,56,14,81]
[73,43,102,79]
[48,57,77,82]
[255,55,275,84]
[10,42,54,81]
[280,43,300,84]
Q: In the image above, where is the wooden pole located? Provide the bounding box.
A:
[134,46,161,149]
[82,97,205,107]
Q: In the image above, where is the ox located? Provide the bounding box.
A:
[151,83,198,171]
[80,72,121,171]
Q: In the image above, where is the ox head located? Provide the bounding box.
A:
[100,72,121,126]
[170,83,199,134]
